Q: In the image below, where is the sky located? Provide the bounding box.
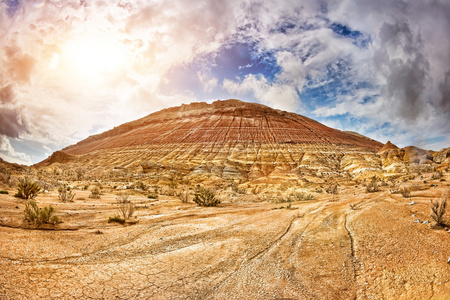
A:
[0,0,449,165]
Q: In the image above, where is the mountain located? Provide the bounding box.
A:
[37,99,449,183]
[36,100,389,182]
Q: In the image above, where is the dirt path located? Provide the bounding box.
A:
[0,191,449,299]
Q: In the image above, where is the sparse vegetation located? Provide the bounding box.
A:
[400,187,411,198]
[431,171,443,180]
[0,190,8,194]
[116,192,135,220]
[89,187,101,199]
[108,216,125,224]
[177,189,191,203]
[326,184,338,194]
[289,192,315,201]
[193,187,220,207]
[15,177,41,199]
[366,177,380,193]
[24,200,61,226]
[58,184,75,202]
[430,191,447,227]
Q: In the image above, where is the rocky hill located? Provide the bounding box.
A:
[36,99,449,183]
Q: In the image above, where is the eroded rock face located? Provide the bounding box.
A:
[36,100,447,181]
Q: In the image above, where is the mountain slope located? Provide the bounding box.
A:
[39,99,386,181]
[62,99,382,155]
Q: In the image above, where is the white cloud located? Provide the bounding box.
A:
[223,74,301,112]
[0,136,31,164]
[197,71,218,93]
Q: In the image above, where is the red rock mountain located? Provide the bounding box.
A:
[63,99,382,155]
[39,99,390,181]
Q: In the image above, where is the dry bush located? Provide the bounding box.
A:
[15,177,41,199]
[89,187,101,199]
[430,190,447,227]
[329,194,340,202]
[24,200,61,226]
[0,169,11,186]
[389,185,401,194]
[326,184,338,194]
[177,189,191,203]
[431,171,443,180]
[289,192,315,201]
[58,184,75,202]
[400,187,411,198]
[193,188,220,207]
[349,203,358,210]
[366,177,380,193]
[116,192,135,220]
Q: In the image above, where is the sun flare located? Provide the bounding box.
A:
[62,33,126,78]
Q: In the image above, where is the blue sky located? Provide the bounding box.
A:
[0,0,449,164]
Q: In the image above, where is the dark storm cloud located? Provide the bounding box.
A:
[376,19,430,122]
[0,107,28,138]
[438,70,450,114]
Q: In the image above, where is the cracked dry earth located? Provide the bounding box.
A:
[1,189,449,299]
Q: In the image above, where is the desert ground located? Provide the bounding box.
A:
[0,173,449,299]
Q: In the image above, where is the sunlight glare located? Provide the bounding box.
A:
[62,33,126,79]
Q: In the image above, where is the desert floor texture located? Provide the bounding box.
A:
[1,181,449,299]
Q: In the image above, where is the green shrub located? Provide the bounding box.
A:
[24,200,61,226]
[15,177,41,199]
[193,188,220,207]
[0,190,8,194]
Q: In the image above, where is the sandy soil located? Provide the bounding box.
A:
[0,184,449,299]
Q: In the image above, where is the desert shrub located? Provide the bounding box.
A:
[314,187,323,193]
[326,184,338,194]
[289,192,315,201]
[193,188,220,207]
[177,189,191,203]
[366,177,380,193]
[431,171,443,180]
[147,193,158,199]
[329,194,340,202]
[74,167,85,181]
[430,191,447,227]
[15,177,41,199]
[349,203,358,210]
[134,181,147,190]
[89,187,101,199]
[58,184,75,202]
[116,193,135,220]
[0,170,11,186]
[0,190,8,194]
[400,187,411,198]
[108,216,125,224]
[24,200,61,226]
